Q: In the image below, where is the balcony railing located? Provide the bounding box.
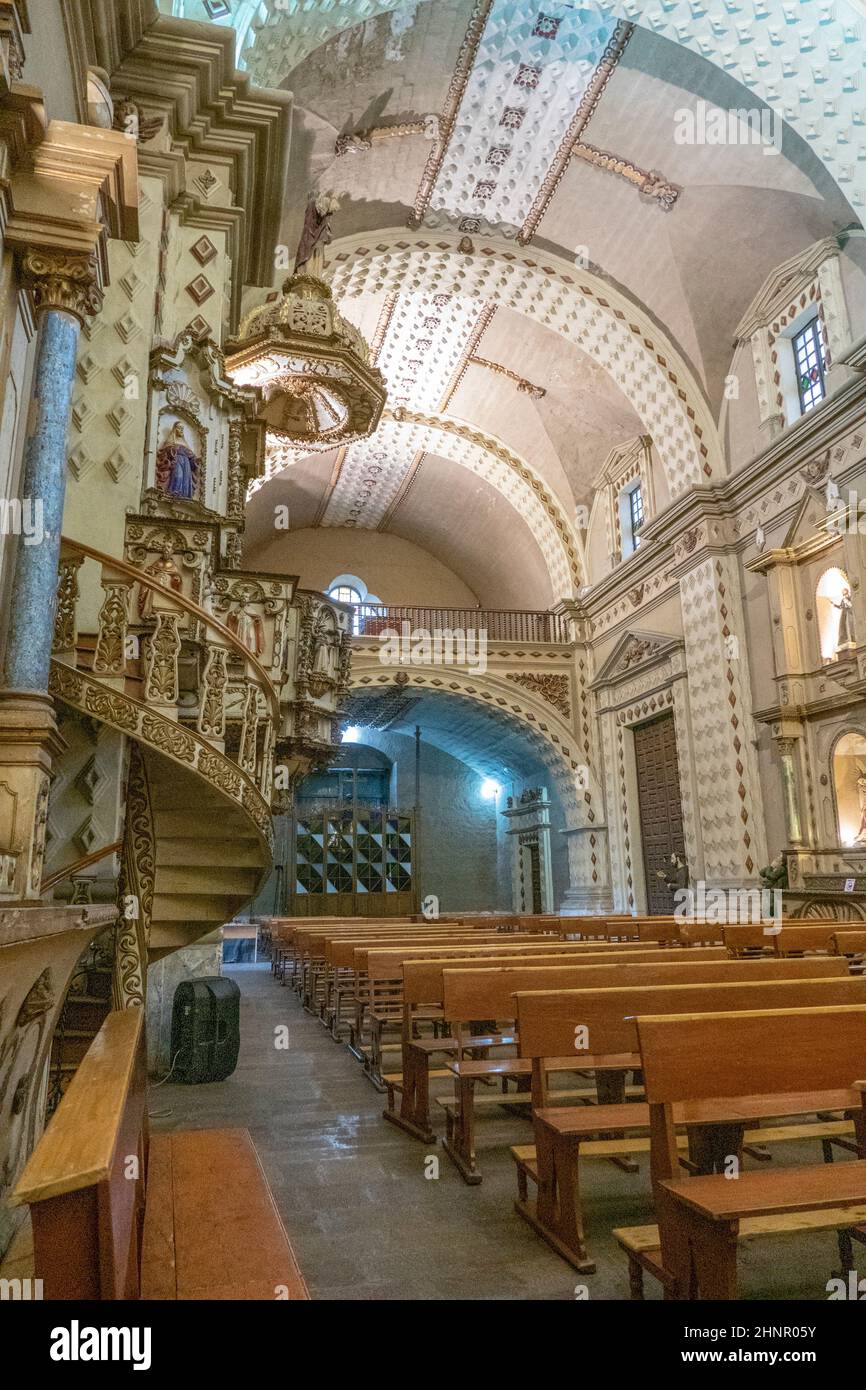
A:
[352,606,572,644]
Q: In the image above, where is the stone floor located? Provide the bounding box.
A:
[151,963,863,1301]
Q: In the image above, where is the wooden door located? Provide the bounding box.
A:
[633,712,685,914]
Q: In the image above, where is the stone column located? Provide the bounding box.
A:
[0,250,102,900]
[4,253,100,689]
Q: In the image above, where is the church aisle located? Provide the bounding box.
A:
[149,963,630,1300]
[149,964,848,1302]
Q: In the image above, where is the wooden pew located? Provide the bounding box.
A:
[352,937,648,1085]
[723,921,826,956]
[438,957,849,1188]
[512,971,863,1271]
[618,1004,866,1299]
[11,1011,308,1300]
[378,944,722,1136]
[833,930,866,972]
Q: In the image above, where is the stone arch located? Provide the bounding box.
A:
[348,664,589,820]
[326,230,723,495]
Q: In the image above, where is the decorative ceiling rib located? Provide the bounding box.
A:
[410,1,631,243]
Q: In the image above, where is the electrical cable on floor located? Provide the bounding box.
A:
[148,1048,183,1117]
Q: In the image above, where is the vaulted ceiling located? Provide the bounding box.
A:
[220,0,861,606]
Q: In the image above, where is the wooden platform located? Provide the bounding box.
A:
[141,1128,309,1301]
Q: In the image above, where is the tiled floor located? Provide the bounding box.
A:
[151,964,862,1301]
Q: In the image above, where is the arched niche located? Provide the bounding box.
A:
[832,731,866,848]
[816,566,856,662]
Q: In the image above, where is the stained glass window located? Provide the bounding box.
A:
[793,318,826,414]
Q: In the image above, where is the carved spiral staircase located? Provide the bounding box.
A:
[49,538,278,967]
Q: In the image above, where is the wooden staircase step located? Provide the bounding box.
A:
[156,839,265,868]
[153,812,259,838]
[152,893,250,921]
[154,867,261,896]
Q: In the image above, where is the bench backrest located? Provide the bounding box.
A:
[514,976,866,1059]
[371,939,720,985]
[722,921,819,953]
[635,1004,866,1189]
[833,930,866,955]
[402,947,730,1010]
[336,934,535,970]
[443,956,847,1029]
[774,923,853,955]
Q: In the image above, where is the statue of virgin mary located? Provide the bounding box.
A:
[156,421,201,500]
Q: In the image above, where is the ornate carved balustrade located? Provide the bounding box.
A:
[51,536,353,829]
[52,537,280,841]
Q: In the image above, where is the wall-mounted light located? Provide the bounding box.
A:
[342,726,361,744]
[480,778,500,800]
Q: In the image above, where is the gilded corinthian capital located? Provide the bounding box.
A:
[20,248,103,323]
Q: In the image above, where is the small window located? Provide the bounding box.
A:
[793,318,826,414]
[628,484,644,545]
[329,584,361,607]
[619,480,645,558]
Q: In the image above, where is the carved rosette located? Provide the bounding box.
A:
[505,672,571,718]
[21,248,103,323]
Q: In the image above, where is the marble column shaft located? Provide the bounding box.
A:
[4,308,81,692]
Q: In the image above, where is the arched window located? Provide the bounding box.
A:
[327,574,383,635]
[832,731,866,847]
[329,584,361,607]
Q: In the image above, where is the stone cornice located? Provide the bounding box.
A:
[108,14,291,287]
[581,374,866,620]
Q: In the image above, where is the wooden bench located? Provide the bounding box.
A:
[11,1009,308,1301]
[384,946,729,1144]
[511,971,864,1271]
[437,958,851,1187]
[359,938,678,1088]
[723,921,838,956]
[622,1003,866,1299]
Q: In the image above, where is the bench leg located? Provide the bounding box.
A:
[382,1044,437,1144]
[442,1077,483,1185]
[627,1253,644,1301]
[518,1126,596,1274]
[658,1189,739,1300]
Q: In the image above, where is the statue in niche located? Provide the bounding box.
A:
[855,766,866,843]
[294,191,341,278]
[832,586,856,651]
[138,550,183,620]
[156,420,201,502]
[759,852,789,891]
[227,602,265,658]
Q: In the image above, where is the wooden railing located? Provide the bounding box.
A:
[41,838,124,894]
[352,606,572,644]
[12,1008,147,1299]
